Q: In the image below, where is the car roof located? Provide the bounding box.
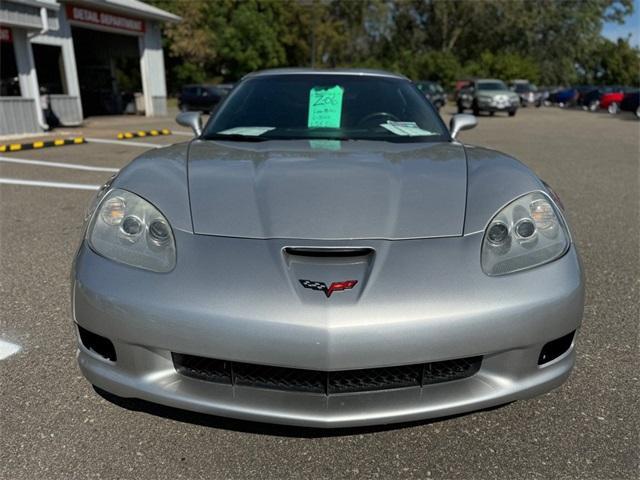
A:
[243,68,409,81]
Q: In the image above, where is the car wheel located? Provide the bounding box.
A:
[508,110,517,117]
[635,106,640,119]
[588,100,599,112]
[608,102,619,114]
[180,103,188,112]
[489,111,495,116]
[457,102,464,114]
[472,101,480,116]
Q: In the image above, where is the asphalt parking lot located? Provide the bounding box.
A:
[1,107,638,479]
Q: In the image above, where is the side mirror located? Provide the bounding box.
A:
[176,111,202,136]
[449,114,477,139]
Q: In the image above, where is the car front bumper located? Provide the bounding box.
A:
[477,103,518,112]
[72,231,584,428]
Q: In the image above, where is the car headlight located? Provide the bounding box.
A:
[87,189,176,272]
[481,192,570,276]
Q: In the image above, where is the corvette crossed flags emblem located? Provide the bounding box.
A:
[299,279,358,298]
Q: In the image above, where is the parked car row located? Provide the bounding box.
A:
[541,85,639,117]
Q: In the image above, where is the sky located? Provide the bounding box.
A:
[602,0,640,46]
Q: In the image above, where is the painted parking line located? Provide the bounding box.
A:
[0,339,21,360]
[85,137,168,149]
[0,155,119,172]
[0,178,100,190]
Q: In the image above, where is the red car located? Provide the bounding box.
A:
[600,91,625,114]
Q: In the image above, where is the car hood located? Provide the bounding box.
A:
[187,139,467,240]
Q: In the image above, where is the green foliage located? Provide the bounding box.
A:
[579,38,640,86]
[464,51,541,85]
[148,0,637,90]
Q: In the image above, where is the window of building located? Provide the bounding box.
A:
[32,43,66,94]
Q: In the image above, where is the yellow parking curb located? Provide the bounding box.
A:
[0,137,86,152]
[117,129,171,139]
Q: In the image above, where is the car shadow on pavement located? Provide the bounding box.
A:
[93,386,512,438]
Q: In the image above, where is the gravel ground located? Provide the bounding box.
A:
[1,106,638,479]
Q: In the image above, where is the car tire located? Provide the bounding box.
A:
[489,111,495,116]
[180,103,188,112]
[508,110,517,117]
[635,106,640,119]
[472,101,480,116]
[457,102,464,114]
[589,100,599,112]
[608,102,619,114]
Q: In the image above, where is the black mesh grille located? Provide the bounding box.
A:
[329,364,423,394]
[234,363,325,393]
[172,353,482,395]
[424,357,482,385]
[172,353,231,384]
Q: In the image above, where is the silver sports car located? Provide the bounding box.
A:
[72,69,584,428]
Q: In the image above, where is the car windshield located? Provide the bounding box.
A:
[202,74,449,142]
[477,81,508,91]
[514,84,530,93]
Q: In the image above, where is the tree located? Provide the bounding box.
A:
[148,0,636,90]
[465,51,541,84]
[579,38,640,86]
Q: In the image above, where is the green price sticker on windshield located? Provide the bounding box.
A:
[308,85,344,128]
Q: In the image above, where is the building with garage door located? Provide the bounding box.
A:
[0,0,179,136]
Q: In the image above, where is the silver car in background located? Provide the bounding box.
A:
[458,79,520,116]
[72,69,584,428]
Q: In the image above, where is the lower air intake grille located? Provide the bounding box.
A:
[172,353,482,395]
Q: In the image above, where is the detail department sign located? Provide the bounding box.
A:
[66,4,145,33]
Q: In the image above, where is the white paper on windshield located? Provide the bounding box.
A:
[218,127,275,136]
[380,121,436,136]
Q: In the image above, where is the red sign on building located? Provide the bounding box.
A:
[0,26,12,43]
[66,4,145,33]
